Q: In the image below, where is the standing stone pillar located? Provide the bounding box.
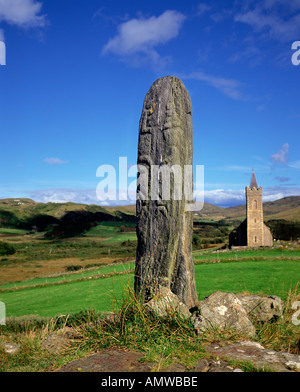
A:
[134,76,198,310]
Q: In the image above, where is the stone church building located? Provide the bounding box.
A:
[229,171,273,248]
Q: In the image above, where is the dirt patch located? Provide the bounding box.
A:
[0,257,128,285]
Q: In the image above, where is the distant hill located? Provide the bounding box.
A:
[0,198,135,235]
[0,196,299,233]
[219,196,300,222]
[111,196,300,223]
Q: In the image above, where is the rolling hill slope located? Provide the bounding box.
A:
[0,196,299,231]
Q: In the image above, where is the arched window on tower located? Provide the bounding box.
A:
[253,200,257,210]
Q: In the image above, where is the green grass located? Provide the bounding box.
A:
[193,247,300,262]
[85,224,136,243]
[1,255,299,318]
[0,274,133,318]
[84,224,119,237]
[0,228,28,235]
[195,259,300,300]
[9,236,137,262]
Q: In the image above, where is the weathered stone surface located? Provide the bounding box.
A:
[41,328,75,354]
[55,348,247,373]
[191,291,256,337]
[135,76,198,309]
[236,294,284,323]
[57,349,154,373]
[56,343,300,373]
[144,287,191,319]
[3,343,20,355]
[205,340,300,372]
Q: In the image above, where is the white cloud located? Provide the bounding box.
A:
[8,182,300,209]
[44,157,69,165]
[196,185,300,208]
[182,71,243,100]
[199,189,245,207]
[27,188,134,207]
[271,143,289,165]
[102,10,186,62]
[263,186,300,201]
[0,0,46,28]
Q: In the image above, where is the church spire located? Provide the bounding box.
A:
[250,168,258,189]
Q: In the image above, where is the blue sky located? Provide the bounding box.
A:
[0,0,300,207]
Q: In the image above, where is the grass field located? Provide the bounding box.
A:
[1,247,299,318]
[1,200,300,372]
[0,223,137,284]
[0,220,299,319]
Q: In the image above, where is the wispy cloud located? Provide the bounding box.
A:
[289,160,300,170]
[182,71,244,100]
[271,143,289,166]
[219,165,252,172]
[102,10,186,65]
[274,176,290,182]
[228,36,264,67]
[197,3,212,16]
[0,0,47,28]
[234,0,300,43]
[43,157,69,165]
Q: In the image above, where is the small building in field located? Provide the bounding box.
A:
[229,170,273,248]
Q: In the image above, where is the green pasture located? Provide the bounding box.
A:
[195,259,299,300]
[1,274,133,318]
[0,228,28,235]
[83,223,137,243]
[1,248,299,318]
[193,247,300,262]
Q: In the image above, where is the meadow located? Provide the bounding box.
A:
[1,221,300,373]
[1,243,299,318]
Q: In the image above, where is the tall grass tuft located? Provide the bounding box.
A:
[72,285,208,370]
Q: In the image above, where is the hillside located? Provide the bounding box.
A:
[0,198,108,220]
[197,196,300,222]
[0,196,300,233]
[0,198,135,235]
[107,197,300,222]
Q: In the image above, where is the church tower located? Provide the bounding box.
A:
[245,170,264,247]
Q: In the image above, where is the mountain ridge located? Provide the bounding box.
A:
[0,195,300,224]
